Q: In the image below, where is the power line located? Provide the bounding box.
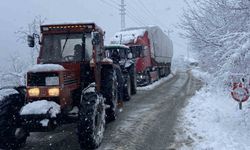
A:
[135,0,171,31]
[109,0,120,5]
[126,11,147,26]
[99,0,119,10]
[132,0,154,23]
[126,1,152,25]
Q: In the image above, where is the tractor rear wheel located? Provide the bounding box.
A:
[0,93,28,149]
[130,65,137,95]
[78,92,105,150]
[123,74,131,101]
[101,68,118,122]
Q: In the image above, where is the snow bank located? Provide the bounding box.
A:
[176,69,250,149]
[28,64,65,73]
[0,88,18,101]
[137,72,175,91]
[191,69,211,82]
[20,100,60,118]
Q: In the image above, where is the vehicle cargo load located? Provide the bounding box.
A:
[110,26,173,64]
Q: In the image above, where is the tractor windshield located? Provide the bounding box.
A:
[40,33,93,63]
[105,47,127,59]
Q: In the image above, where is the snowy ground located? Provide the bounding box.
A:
[175,69,250,150]
[137,72,175,91]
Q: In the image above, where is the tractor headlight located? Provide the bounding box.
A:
[48,88,60,97]
[28,88,40,97]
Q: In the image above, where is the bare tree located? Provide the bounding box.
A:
[0,16,46,87]
[181,0,250,85]
[0,53,28,86]
[16,16,46,65]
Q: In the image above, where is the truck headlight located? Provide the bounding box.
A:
[28,88,40,97]
[48,88,60,97]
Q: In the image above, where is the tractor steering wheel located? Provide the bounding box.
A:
[63,55,75,61]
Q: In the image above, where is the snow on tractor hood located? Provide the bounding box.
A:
[28,64,65,73]
[20,100,61,118]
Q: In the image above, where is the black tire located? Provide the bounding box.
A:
[163,67,167,77]
[0,93,28,150]
[166,63,171,75]
[78,92,105,150]
[101,68,118,122]
[129,65,137,95]
[123,74,131,101]
[146,72,152,85]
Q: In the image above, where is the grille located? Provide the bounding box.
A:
[27,72,59,86]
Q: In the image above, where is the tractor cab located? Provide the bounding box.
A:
[104,44,134,66]
[26,23,105,108]
[28,23,104,64]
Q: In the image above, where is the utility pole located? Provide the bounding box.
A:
[120,0,126,30]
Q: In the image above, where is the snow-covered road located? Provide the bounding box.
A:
[21,70,201,150]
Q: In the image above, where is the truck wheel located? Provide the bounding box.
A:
[130,66,137,95]
[123,74,131,101]
[0,93,28,149]
[78,92,105,150]
[101,68,118,122]
[166,63,171,75]
[146,72,152,85]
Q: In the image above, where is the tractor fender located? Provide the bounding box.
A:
[0,86,26,98]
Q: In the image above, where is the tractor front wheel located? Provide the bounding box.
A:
[0,93,28,149]
[77,92,106,150]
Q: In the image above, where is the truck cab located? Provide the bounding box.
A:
[110,26,173,86]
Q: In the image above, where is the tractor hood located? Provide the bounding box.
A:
[28,64,65,73]
[26,64,79,108]
[27,64,66,87]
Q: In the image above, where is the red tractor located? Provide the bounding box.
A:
[0,23,121,149]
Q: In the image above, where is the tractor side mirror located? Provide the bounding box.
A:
[27,35,35,48]
[92,32,100,45]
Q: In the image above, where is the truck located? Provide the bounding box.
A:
[0,23,121,150]
[110,26,173,86]
[104,44,137,100]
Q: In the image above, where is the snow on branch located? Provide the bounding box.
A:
[181,0,250,87]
